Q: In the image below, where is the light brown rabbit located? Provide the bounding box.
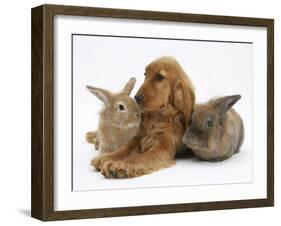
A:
[86,77,141,154]
[182,95,244,162]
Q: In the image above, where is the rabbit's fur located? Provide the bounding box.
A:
[86,77,141,154]
[182,95,244,161]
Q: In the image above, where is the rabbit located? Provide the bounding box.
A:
[86,77,141,154]
[86,130,99,150]
[182,95,244,162]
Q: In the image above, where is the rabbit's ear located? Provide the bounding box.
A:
[214,95,241,114]
[122,77,136,95]
[86,85,113,106]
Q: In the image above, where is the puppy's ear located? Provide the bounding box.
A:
[214,95,241,115]
[122,77,136,95]
[86,85,113,106]
[173,79,195,129]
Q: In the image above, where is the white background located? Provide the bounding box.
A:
[72,34,254,191]
[0,0,279,226]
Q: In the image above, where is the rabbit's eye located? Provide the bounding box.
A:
[118,104,125,111]
[155,73,164,81]
[207,120,213,128]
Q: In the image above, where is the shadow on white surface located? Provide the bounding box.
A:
[18,209,30,217]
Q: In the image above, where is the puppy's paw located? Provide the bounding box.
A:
[101,161,150,178]
[101,161,128,178]
[90,155,110,171]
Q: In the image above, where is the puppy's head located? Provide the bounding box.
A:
[134,56,195,128]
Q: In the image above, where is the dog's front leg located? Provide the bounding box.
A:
[91,136,140,172]
[101,140,176,178]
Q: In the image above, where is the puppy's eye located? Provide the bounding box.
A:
[206,120,213,128]
[118,104,125,111]
[155,73,164,81]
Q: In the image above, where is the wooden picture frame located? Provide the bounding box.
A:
[31,4,274,221]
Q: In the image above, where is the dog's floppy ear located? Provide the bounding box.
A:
[122,77,136,95]
[173,78,195,129]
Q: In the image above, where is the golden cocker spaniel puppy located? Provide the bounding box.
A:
[91,56,195,178]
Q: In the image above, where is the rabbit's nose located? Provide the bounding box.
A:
[134,94,144,103]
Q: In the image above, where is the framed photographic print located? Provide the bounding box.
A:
[31,4,274,221]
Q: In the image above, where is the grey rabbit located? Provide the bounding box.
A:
[182,95,244,162]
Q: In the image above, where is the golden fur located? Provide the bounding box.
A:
[91,56,195,178]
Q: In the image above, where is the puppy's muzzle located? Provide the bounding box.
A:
[134,94,144,104]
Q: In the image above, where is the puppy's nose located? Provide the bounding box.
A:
[134,94,144,103]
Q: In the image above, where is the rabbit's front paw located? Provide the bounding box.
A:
[86,131,99,150]
[90,155,110,171]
